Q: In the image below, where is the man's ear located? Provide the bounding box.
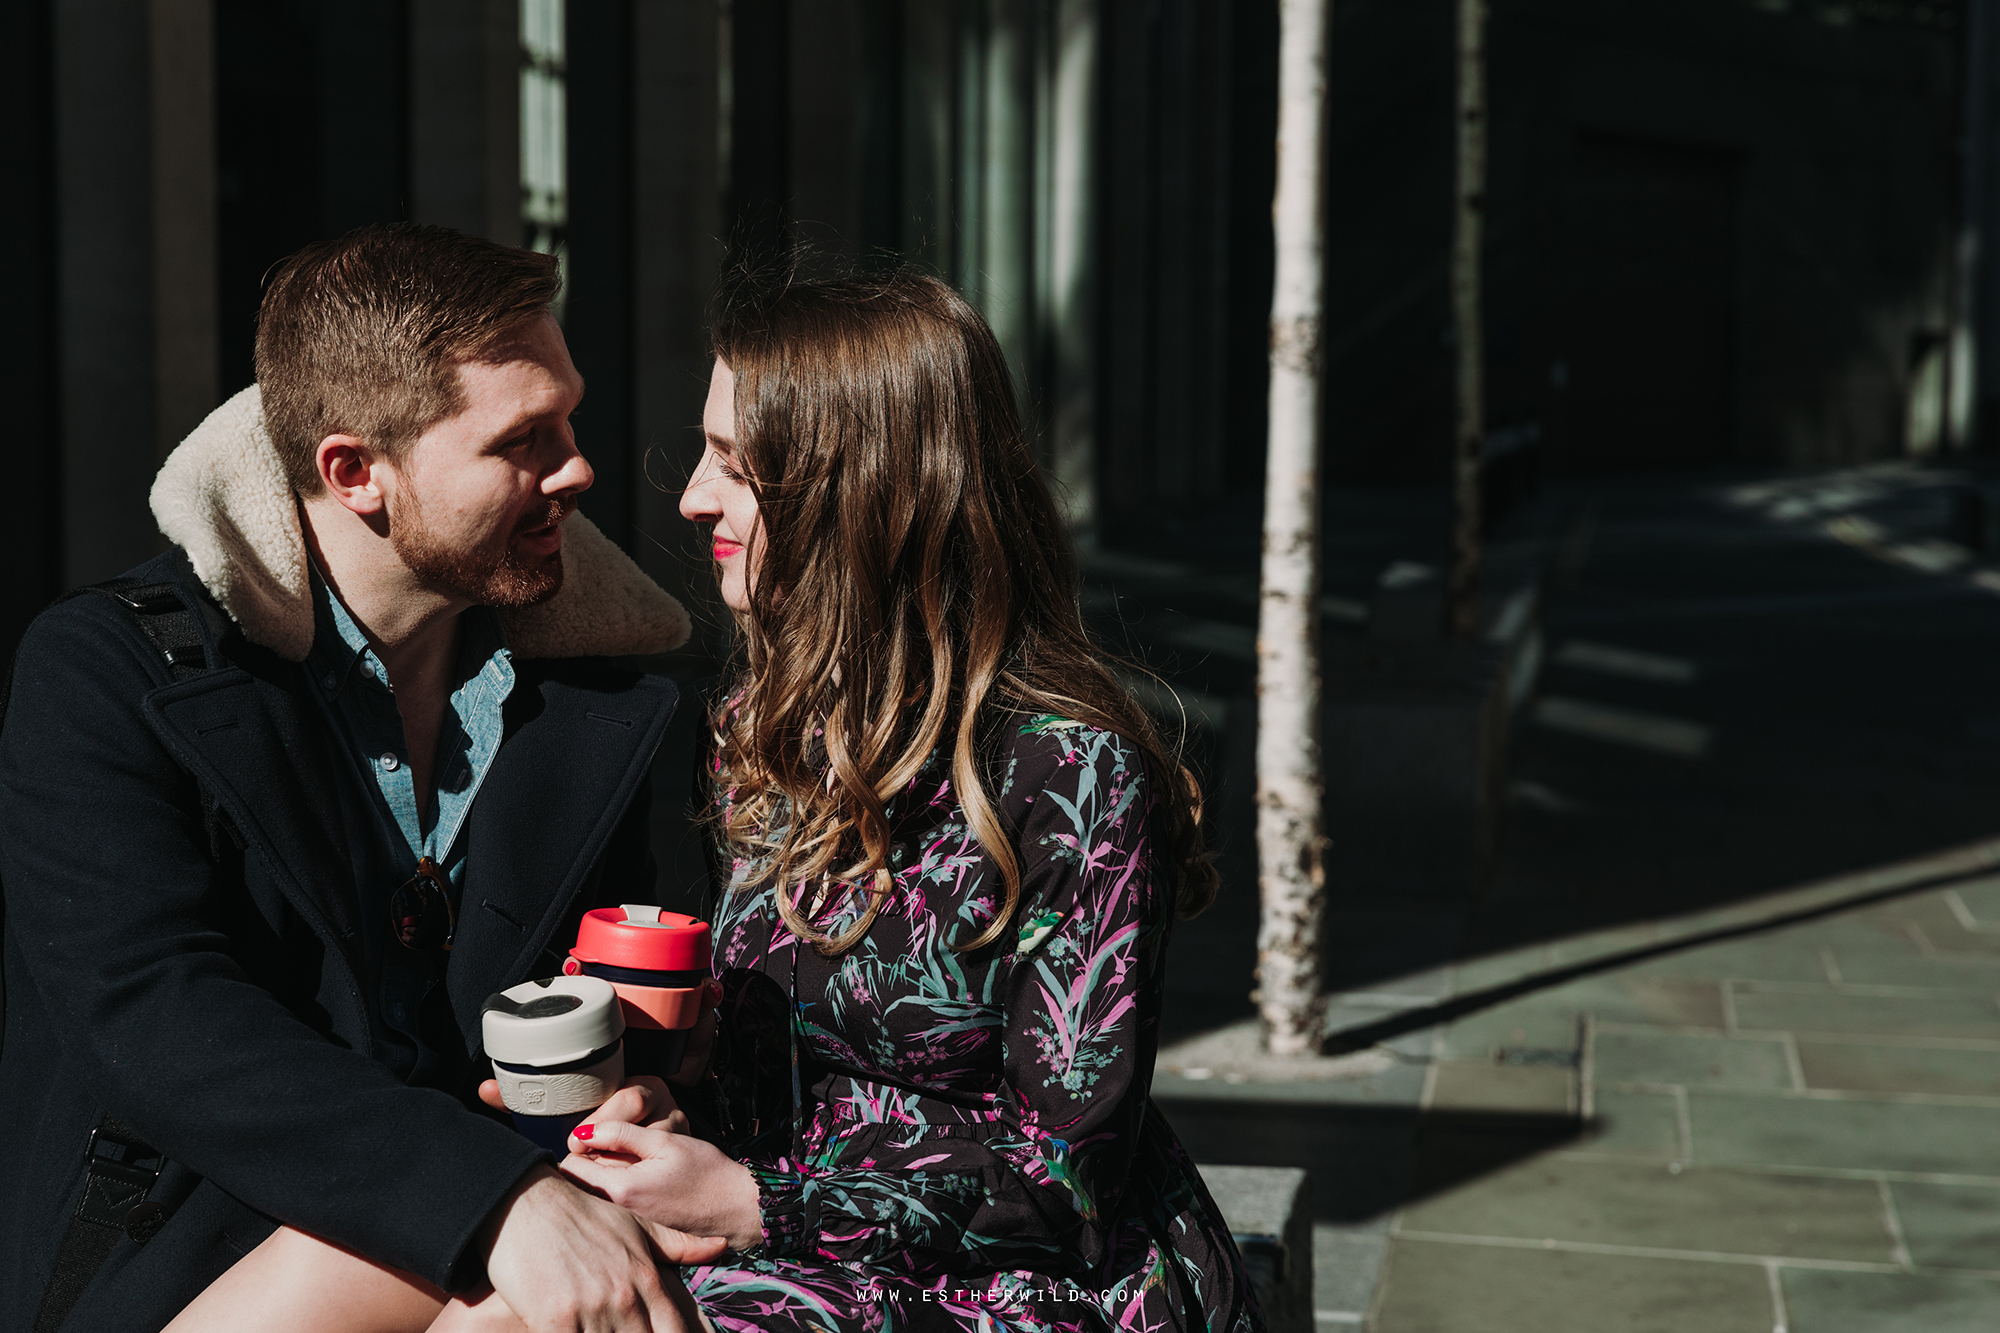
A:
[317,435,387,517]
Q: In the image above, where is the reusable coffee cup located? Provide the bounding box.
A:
[481,975,625,1151]
[562,904,712,1078]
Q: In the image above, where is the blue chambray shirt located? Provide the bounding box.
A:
[304,569,515,1086]
[306,572,515,891]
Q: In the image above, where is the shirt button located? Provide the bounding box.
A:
[379,753,400,772]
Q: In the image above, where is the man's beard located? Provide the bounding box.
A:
[390,489,571,608]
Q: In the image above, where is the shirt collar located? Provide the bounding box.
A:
[306,568,511,700]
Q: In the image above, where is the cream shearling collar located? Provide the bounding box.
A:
[149,385,691,662]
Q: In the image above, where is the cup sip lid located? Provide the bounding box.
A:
[571,905,712,973]
[481,975,624,1066]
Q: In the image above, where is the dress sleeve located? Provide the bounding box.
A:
[738,722,1170,1279]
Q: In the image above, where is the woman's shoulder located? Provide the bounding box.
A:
[992,712,1153,817]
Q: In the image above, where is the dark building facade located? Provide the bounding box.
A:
[4,0,1993,643]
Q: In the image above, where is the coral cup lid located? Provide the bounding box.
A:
[571,904,712,972]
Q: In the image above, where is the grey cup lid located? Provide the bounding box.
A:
[481,974,624,1065]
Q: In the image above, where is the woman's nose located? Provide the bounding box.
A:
[679,476,718,524]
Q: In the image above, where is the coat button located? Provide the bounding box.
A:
[124,1201,168,1243]
[380,753,400,772]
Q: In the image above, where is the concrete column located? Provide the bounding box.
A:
[56,0,218,587]
[631,0,723,642]
[1043,0,1096,527]
[1,0,63,647]
[151,0,219,461]
[790,0,864,257]
[410,0,521,242]
[567,0,636,549]
[1968,0,2000,451]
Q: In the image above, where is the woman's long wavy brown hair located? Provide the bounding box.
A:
[708,269,1217,955]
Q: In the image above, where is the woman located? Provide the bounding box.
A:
[167,269,1259,1333]
[579,268,1261,1333]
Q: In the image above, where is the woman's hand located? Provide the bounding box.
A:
[560,1120,764,1256]
[478,1075,691,1135]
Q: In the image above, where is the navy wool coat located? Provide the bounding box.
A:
[0,548,679,1332]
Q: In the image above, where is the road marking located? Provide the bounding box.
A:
[1944,888,2000,933]
[1765,1259,1790,1333]
[1387,1228,1912,1275]
[1532,695,1712,758]
[1552,640,1697,684]
[1876,1177,1915,1272]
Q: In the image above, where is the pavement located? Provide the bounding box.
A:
[1125,462,2000,1331]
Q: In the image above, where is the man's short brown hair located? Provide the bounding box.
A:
[254,223,562,496]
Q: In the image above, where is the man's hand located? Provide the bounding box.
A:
[561,1121,763,1256]
[479,1165,726,1332]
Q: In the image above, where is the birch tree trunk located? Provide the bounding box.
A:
[1445,0,1488,638]
[1256,0,1328,1058]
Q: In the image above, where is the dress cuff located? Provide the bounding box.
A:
[747,1165,810,1260]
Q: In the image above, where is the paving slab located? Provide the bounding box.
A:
[1817,947,2000,989]
[1621,937,1832,983]
[1875,898,2000,958]
[1795,1038,2000,1098]
[1398,1156,1895,1263]
[1728,985,2000,1041]
[1433,1002,1580,1062]
[1372,1239,1774,1333]
[1948,876,2000,923]
[1429,1060,1575,1114]
[1886,1181,2000,1272]
[1689,1090,2000,1176]
[1577,1089,1684,1160]
[1312,1227,1387,1318]
[1549,975,1727,1029]
[1449,944,1560,993]
[1592,1029,1795,1090]
[1780,1268,2000,1332]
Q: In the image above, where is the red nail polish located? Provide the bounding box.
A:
[573,1123,594,1142]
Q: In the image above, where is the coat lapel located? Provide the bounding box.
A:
[446,665,679,1051]
[141,659,364,1024]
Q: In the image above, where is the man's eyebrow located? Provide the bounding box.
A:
[493,381,586,441]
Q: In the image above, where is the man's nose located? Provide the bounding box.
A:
[544,436,594,497]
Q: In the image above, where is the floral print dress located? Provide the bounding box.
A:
[680,716,1261,1333]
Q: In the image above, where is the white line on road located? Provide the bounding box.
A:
[1552,640,1698,684]
[1386,1228,1912,1275]
[1532,695,1712,758]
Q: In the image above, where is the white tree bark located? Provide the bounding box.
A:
[1256,0,1328,1058]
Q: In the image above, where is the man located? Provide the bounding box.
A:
[0,225,710,1332]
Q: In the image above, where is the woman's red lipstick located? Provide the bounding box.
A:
[713,537,743,560]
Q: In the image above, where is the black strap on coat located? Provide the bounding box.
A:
[26,578,210,1332]
[31,1119,169,1333]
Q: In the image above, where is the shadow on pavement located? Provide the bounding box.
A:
[1133,467,2000,1024]
[1159,1097,1586,1225]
